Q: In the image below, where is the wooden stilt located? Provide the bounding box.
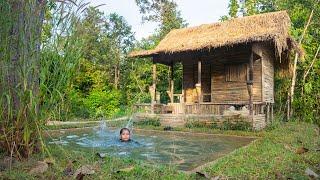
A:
[151,63,157,114]
[266,103,270,123]
[271,104,274,122]
[197,60,202,103]
[170,63,174,103]
[247,51,254,125]
[248,53,254,114]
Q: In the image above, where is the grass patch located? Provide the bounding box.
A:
[185,118,252,131]
[135,122,260,137]
[203,122,320,179]
[1,143,194,179]
[133,118,161,127]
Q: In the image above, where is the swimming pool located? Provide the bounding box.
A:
[47,124,255,171]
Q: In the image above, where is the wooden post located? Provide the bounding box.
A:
[151,63,157,114]
[197,60,202,103]
[247,52,254,121]
[198,60,201,85]
[153,63,157,102]
[169,63,174,103]
[266,103,270,123]
[271,104,274,122]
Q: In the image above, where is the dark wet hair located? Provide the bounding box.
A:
[120,128,130,135]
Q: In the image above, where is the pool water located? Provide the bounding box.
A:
[47,124,255,171]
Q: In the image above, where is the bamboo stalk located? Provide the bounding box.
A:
[287,2,318,119]
[302,45,320,85]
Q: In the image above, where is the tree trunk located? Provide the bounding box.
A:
[114,48,121,89]
[287,5,315,120]
[0,0,45,158]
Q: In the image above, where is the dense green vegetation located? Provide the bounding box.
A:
[0,0,186,157]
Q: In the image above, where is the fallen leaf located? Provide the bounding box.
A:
[73,164,95,178]
[283,144,294,152]
[275,171,285,179]
[296,147,309,154]
[96,152,107,158]
[43,158,55,165]
[196,171,211,179]
[211,176,221,180]
[63,161,73,176]
[29,161,48,175]
[305,168,319,179]
[116,166,134,173]
[76,173,85,180]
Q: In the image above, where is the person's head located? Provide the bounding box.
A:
[119,128,130,141]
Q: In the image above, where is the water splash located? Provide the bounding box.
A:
[96,120,109,137]
[126,117,133,129]
[125,115,134,137]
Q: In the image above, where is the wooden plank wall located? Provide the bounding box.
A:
[262,46,275,103]
[211,49,262,103]
[181,44,266,104]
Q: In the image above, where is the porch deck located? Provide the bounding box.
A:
[134,102,272,115]
[133,102,273,130]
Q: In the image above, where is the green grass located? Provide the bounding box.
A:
[1,144,193,179]
[203,122,320,179]
[134,123,262,137]
[1,122,319,179]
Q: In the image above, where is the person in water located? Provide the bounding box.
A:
[119,128,131,142]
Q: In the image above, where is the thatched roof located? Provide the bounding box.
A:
[129,11,301,58]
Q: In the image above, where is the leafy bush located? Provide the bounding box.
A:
[220,120,252,131]
[68,89,91,119]
[83,89,121,118]
[185,118,252,131]
[185,120,208,128]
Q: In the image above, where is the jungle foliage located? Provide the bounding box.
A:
[0,0,319,157]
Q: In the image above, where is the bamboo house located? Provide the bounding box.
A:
[129,11,301,130]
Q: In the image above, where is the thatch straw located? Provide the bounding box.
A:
[129,11,301,58]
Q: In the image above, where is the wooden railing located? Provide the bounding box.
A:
[133,103,152,113]
[185,103,227,115]
[185,102,266,115]
[134,102,268,115]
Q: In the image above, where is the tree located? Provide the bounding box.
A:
[229,0,240,18]
[244,0,258,15]
[135,0,187,39]
[0,0,46,158]
[105,13,135,89]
